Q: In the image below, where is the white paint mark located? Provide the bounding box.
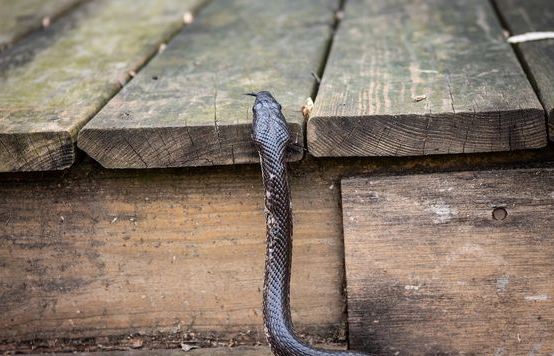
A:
[525,295,549,301]
[404,285,421,291]
[183,11,194,24]
[496,276,509,292]
[508,32,554,43]
[417,69,439,74]
[427,200,457,224]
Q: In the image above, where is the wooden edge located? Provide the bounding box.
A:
[78,122,304,169]
[0,130,74,171]
[307,108,547,157]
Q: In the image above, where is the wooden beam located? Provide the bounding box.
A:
[342,169,554,354]
[50,347,274,356]
[2,147,554,348]
[0,160,346,343]
[494,0,554,141]
[77,0,338,168]
[0,0,207,172]
[0,0,86,51]
[308,0,547,157]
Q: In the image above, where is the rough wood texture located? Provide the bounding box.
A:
[0,160,346,343]
[2,147,554,349]
[51,347,274,356]
[342,169,554,355]
[0,0,86,51]
[78,0,338,168]
[495,0,554,142]
[0,0,206,172]
[308,0,547,157]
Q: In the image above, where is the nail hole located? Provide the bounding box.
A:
[152,76,158,80]
[492,207,507,220]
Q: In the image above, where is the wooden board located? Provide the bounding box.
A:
[342,169,554,355]
[307,0,547,157]
[0,0,207,172]
[50,347,274,356]
[0,0,86,51]
[494,0,554,141]
[0,160,346,343]
[2,147,554,349]
[77,0,338,168]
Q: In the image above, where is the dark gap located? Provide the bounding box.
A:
[309,0,347,101]
[489,0,550,139]
[325,2,354,350]
[304,0,348,157]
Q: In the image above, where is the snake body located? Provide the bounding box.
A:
[250,91,369,356]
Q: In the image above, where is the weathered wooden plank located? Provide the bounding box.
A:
[0,160,346,343]
[494,0,554,141]
[0,0,207,172]
[47,344,344,355]
[1,147,554,349]
[78,0,338,169]
[342,169,554,355]
[308,0,547,157]
[50,347,274,356]
[0,0,86,51]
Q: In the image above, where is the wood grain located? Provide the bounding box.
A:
[0,0,86,51]
[308,0,547,157]
[0,160,346,342]
[0,0,206,172]
[2,147,554,349]
[78,0,338,168]
[50,347,274,356]
[342,169,554,355]
[494,0,554,142]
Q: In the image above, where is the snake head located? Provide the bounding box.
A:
[249,91,291,153]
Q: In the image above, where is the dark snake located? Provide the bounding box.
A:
[249,91,369,356]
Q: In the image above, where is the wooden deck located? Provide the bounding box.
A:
[1,0,554,354]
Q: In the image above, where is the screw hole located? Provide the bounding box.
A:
[152,76,158,80]
[492,207,507,220]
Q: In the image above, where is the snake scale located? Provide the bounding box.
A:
[249,91,369,356]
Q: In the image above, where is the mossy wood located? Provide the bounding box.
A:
[0,0,85,51]
[495,0,554,142]
[342,169,554,354]
[78,0,338,169]
[308,0,546,157]
[0,0,206,172]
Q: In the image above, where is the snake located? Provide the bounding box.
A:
[249,91,370,356]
